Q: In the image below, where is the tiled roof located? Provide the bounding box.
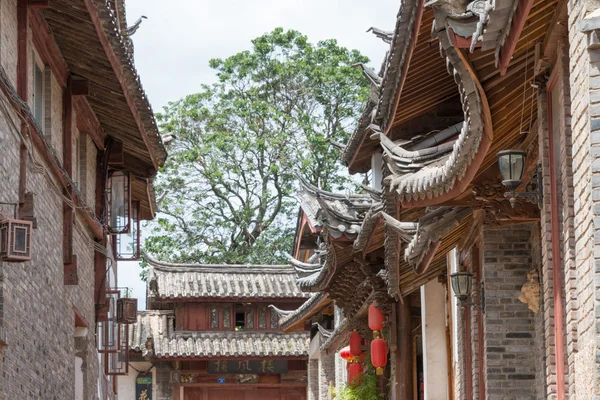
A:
[146,254,309,300]
[271,292,330,331]
[129,311,309,358]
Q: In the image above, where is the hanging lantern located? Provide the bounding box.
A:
[349,330,363,356]
[116,298,138,324]
[371,338,388,376]
[114,201,141,260]
[348,361,364,386]
[368,303,385,338]
[106,170,131,234]
[339,346,353,361]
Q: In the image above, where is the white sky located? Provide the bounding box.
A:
[118,0,400,309]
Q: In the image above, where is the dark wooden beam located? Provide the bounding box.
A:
[83,0,159,170]
[17,0,28,210]
[27,0,49,8]
[498,0,535,76]
[396,300,413,399]
[74,96,106,150]
[108,140,124,164]
[63,77,74,265]
[71,77,90,96]
[29,8,69,87]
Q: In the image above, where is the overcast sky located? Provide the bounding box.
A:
[118,0,400,309]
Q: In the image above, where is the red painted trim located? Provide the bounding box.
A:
[547,74,566,400]
[74,96,106,150]
[153,297,308,303]
[147,356,308,362]
[29,8,68,87]
[293,213,308,259]
[73,306,88,327]
[464,305,473,399]
[17,0,28,207]
[475,244,486,399]
[447,28,480,49]
[499,0,535,76]
[17,0,28,100]
[83,0,159,170]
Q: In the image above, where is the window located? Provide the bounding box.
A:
[258,305,267,329]
[235,304,245,330]
[223,306,231,329]
[32,58,44,127]
[245,306,254,329]
[210,307,218,328]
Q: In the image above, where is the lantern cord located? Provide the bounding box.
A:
[128,362,156,374]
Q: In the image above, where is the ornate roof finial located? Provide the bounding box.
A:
[367,27,394,44]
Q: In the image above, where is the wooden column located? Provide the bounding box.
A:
[17,0,29,212]
[63,76,74,265]
[396,300,413,399]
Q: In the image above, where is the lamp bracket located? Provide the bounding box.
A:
[459,283,485,314]
[503,164,542,209]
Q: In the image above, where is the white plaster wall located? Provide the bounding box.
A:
[421,280,449,400]
[75,356,84,400]
[117,361,156,400]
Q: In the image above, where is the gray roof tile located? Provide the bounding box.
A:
[129,311,309,358]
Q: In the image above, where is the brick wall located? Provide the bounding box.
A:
[482,224,540,400]
[0,2,112,399]
[568,1,600,397]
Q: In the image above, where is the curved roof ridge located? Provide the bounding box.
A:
[144,252,294,274]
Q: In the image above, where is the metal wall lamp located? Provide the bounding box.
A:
[450,272,485,313]
[497,150,542,209]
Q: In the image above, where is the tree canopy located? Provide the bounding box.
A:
[143,28,369,272]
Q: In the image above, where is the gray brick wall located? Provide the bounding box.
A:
[318,352,334,400]
[0,1,111,399]
[482,224,540,400]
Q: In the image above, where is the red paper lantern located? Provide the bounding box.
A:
[368,303,385,333]
[349,331,363,357]
[339,346,353,361]
[371,338,388,376]
[348,362,364,386]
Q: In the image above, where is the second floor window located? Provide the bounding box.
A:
[32,59,44,128]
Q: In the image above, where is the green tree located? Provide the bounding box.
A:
[143,28,369,270]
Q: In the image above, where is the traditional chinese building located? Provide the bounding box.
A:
[0,0,165,399]
[280,0,600,398]
[120,254,310,400]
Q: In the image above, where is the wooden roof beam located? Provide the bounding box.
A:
[498,0,536,76]
[83,0,159,170]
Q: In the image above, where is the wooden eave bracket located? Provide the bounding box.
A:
[64,255,78,285]
[19,192,37,228]
[71,77,89,96]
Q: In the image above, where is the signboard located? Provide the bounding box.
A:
[217,378,226,384]
[135,372,152,400]
[208,360,288,374]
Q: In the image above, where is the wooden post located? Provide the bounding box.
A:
[396,300,413,399]
[17,0,28,213]
[63,76,74,265]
